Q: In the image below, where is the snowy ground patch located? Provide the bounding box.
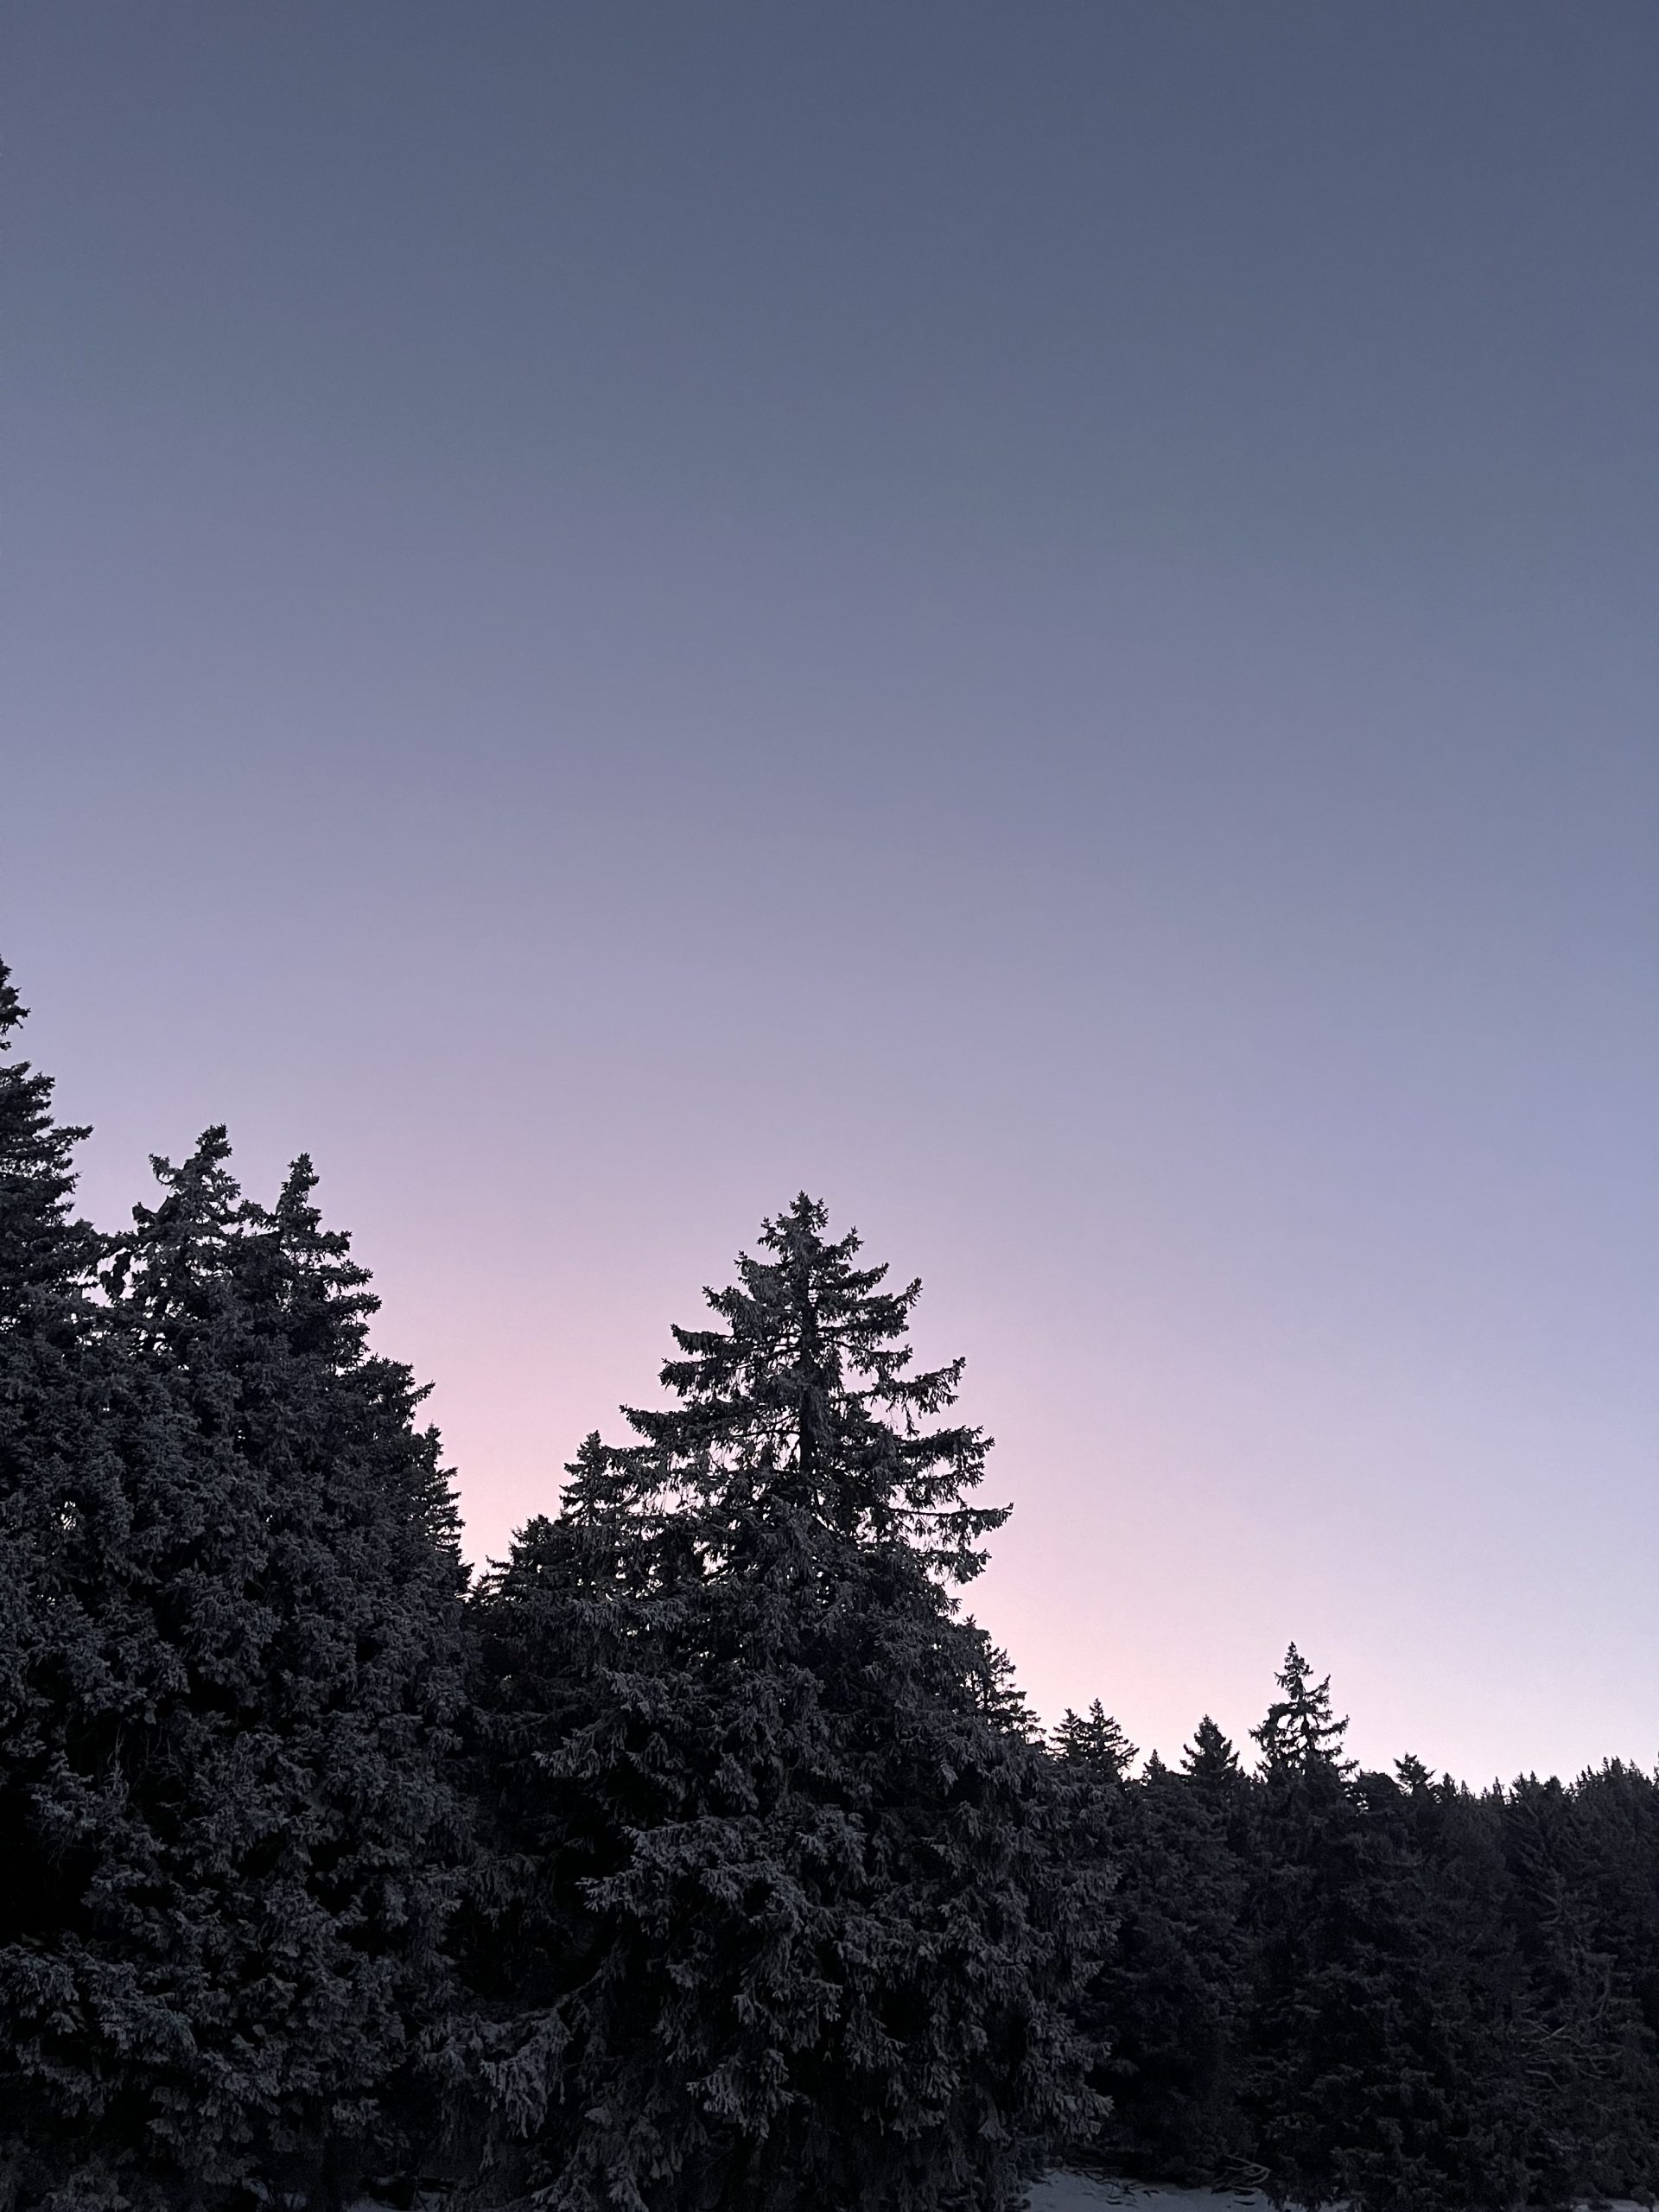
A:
[1028,2180,1270,2212]
[1027,2180,1651,2212]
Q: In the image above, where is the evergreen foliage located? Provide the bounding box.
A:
[1057,1651,1659,2212]
[0,965,467,2211]
[1182,1717,1243,1790]
[1055,1711,1249,2186]
[462,1196,1105,2212]
[10,955,1659,2212]
[0,960,133,2209]
[1496,1771,1659,2205]
[1052,1704,1136,1783]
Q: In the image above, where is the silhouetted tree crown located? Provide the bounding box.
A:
[0,960,96,1310]
[617,1191,1006,1578]
[1054,1702,1140,1783]
[0,1001,468,2212]
[461,1193,1101,2212]
[1251,1643,1352,1783]
[10,960,1659,2212]
[1182,1716,1243,1785]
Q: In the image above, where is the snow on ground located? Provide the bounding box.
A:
[353,2173,1654,2211]
[1028,2179,1271,2211]
[1027,2179,1651,2212]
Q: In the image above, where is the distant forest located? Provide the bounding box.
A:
[3,955,1657,2212]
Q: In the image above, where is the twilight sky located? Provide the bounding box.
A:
[4,3,1656,1782]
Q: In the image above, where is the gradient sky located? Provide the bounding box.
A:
[5,3,1656,1783]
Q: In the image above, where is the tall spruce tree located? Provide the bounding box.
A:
[1498,1772,1659,2203]
[1182,1717,1244,1792]
[1241,1646,1361,2209]
[462,1195,1104,2212]
[1241,1651,1529,2212]
[1375,1769,1535,2212]
[0,995,468,2212]
[1053,1711,1250,2183]
[0,959,132,2210]
[109,1133,471,2203]
[1107,1752,1252,2183]
[1052,1704,1137,1783]
[1573,1759,1659,2098]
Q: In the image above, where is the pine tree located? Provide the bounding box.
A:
[0,1012,468,2212]
[1240,1646,1361,2209]
[463,1195,1105,2212]
[1053,1713,1250,2183]
[0,958,171,2209]
[1498,1772,1659,2203]
[113,1135,471,2202]
[1239,1652,1532,2212]
[0,962,97,1307]
[1046,1706,1132,2171]
[1120,1752,1254,2183]
[1573,1759,1659,2100]
[1251,1646,1352,1787]
[1183,1716,1243,1790]
[448,1433,666,2182]
[1052,1703,1137,1783]
[1382,1772,1535,2212]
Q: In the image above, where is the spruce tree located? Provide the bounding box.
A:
[1382,1771,1535,2212]
[0,963,101,2202]
[1573,1759,1659,2093]
[0,999,467,2212]
[1110,1752,1254,2183]
[464,1195,1104,2212]
[1046,1707,1131,2171]
[1052,1704,1137,1783]
[1054,1713,1250,2183]
[1182,1716,1244,1791]
[110,1133,471,2202]
[1241,1652,1528,2212]
[1498,1772,1659,2203]
[0,963,96,1306]
[1240,1646,1361,2209]
[0,960,189,2209]
[1251,1646,1352,1786]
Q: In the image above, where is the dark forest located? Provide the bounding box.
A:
[3,958,1656,2212]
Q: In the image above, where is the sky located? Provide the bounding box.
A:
[3,2,1656,1783]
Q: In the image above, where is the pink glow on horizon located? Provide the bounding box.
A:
[5,3,1655,1796]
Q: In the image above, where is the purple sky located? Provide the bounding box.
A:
[5,3,1656,1782]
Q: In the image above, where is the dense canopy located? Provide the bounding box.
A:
[3,958,1657,2212]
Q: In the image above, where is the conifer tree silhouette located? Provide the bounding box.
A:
[111,1136,470,2203]
[0,959,130,2209]
[1054,1705,1251,2183]
[1053,1703,1138,1782]
[0,985,467,2212]
[16,955,1659,2212]
[464,1195,1103,2212]
[1251,1645,1352,1784]
[1182,1715,1244,1789]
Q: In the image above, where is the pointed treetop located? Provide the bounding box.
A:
[0,956,95,1304]
[557,1430,637,1523]
[1182,1713,1243,1783]
[1052,1700,1139,1782]
[1251,1643,1353,1780]
[117,1126,243,1334]
[251,1150,378,1361]
[0,957,24,1044]
[615,1192,1005,1582]
[116,1130,393,1398]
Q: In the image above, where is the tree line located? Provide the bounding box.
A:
[3,958,1656,2212]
